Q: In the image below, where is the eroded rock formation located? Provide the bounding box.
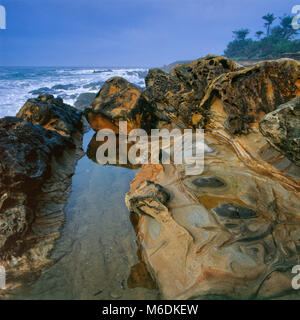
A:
[0,96,84,297]
[144,56,241,127]
[260,96,300,166]
[85,77,157,133]
[126,131,300,299]
[117,55,300,299]
[200,59,300,133]
[85,55,241,131]
[17,94,83,136]
[4,54,299,299]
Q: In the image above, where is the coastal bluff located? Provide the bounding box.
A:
[86,55,300,299]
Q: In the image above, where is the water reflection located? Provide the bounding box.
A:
[127,212,157,291]
[86,133,141,170]
[11,130,159,300]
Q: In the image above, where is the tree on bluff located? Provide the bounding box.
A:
[224,13,300,60]
[233,29,250,41]
[263,13,276,37]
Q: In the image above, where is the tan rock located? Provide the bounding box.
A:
[199,59,300,134]
[126,129,300,300]
[17,94,83,137]
[85,77,157,133]
[145,55,241,127]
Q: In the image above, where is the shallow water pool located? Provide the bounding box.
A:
[12,130,159,300]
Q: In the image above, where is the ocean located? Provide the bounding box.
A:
[0,66,148,117]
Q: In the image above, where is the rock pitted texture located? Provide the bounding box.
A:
[200,59,300,133]
[85,77,157,133]
[85,56,241,130]
[145,55,241,127]
[260,96,300,166]
[17,94,83,136]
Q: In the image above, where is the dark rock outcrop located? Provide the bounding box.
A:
[0,95,84,296]
[17,94,83,136]
[85,77,157,133]
[0,117,75,256]
[260,96,300,166]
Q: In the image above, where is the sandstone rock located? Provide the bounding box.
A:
[145,55,241,127]
[127,260,157,290]
[17,94,83,136]
[126,129,300,300]
[199,59,300,134]
[126,181,170,219]
[170,55,241,95]
[85,77,157,133]
[260,96,300,166]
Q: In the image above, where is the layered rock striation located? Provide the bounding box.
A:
[83,54,300,299]
[0,95,84,296]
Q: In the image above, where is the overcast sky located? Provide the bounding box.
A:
[0,0,298,67]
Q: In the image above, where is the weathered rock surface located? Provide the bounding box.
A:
[200,59,300,133]
[74,92,96,110]
[123,55,300,300]
[260,96,300,166]
[145,55,241,127]
[126,130,300,299]
[8,54,297,300]
[17,94,83,136]
[85,77,157,133]
[0,117,73,255]
[85,56,241,131]
[0,96,84,297]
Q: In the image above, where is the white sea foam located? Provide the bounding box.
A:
[0,67,148,118]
